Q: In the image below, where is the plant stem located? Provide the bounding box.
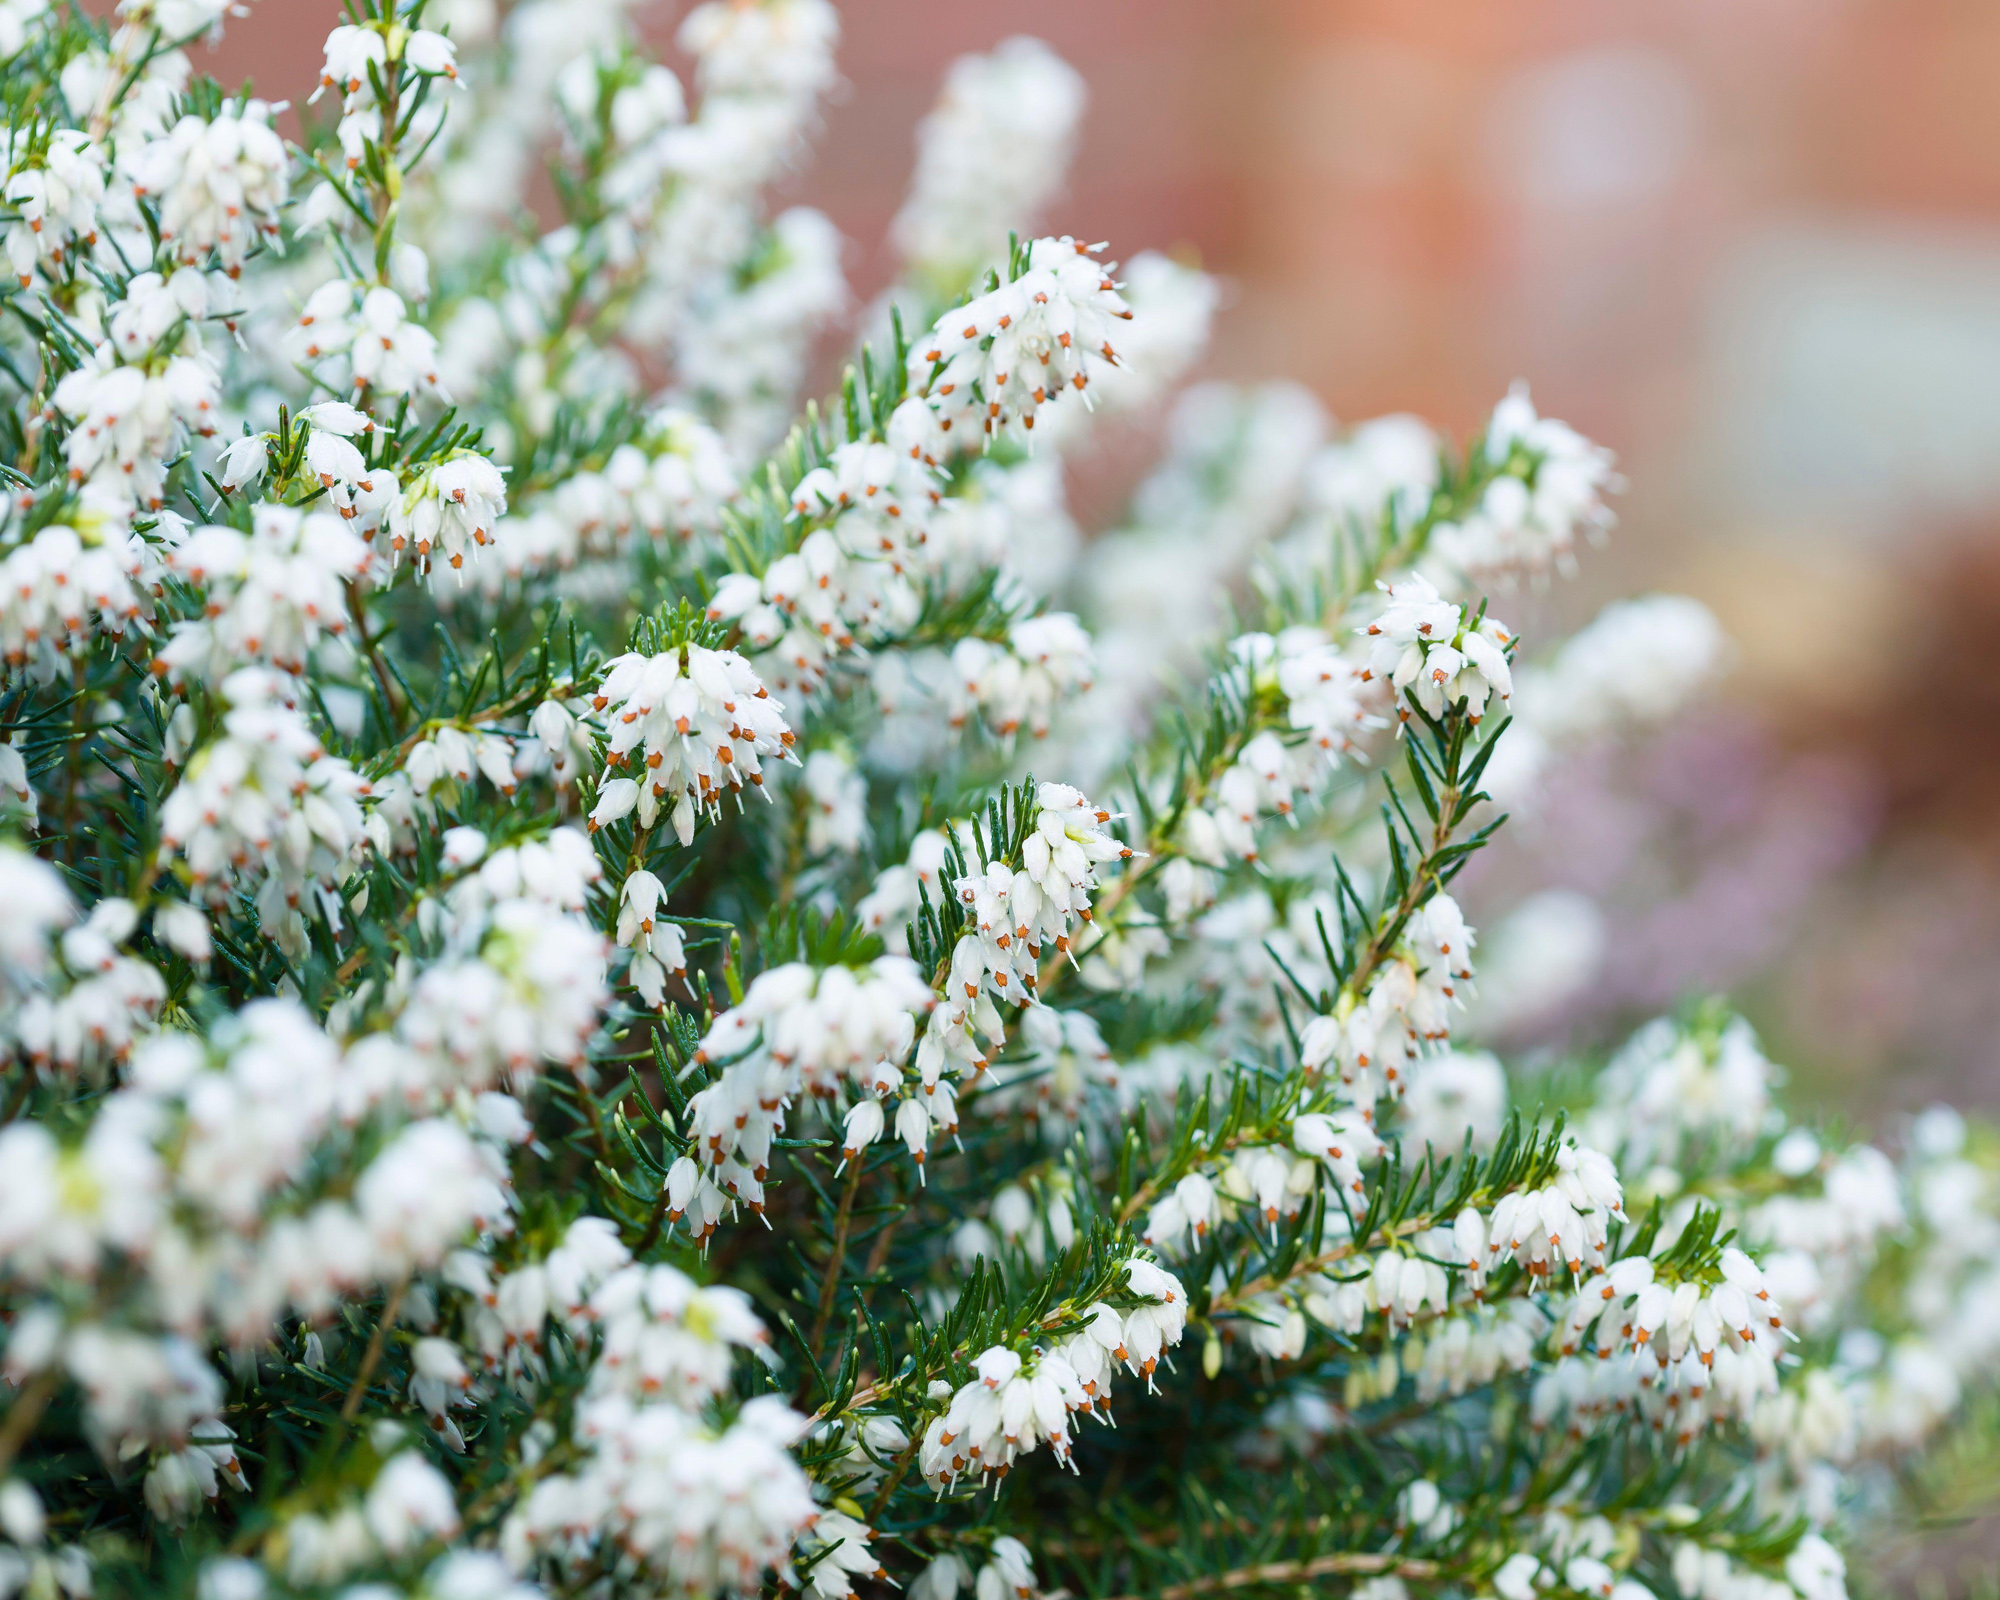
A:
[809,1160,864,1359]
[61,653,87,867]
[339,1273,409,1423]
[0,1369,60,1481]
[348,580,403,728]
[866,1435,921,1522]
[630,1186,672,1257]
[1045,1552,1439,1600]
[573,1064,618,1172]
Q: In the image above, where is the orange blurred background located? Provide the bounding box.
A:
[162,0,2000,1111]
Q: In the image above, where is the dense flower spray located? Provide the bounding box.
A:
[0,6,1985,1600]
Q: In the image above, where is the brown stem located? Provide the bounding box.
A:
[339,1273,409,1423]
[1046,1553,1438,1600]
[0,1071,31,1128]
[866,1435,921,1522]
[630,1187,671,1257]
[347,579,403,727]
[809,1160,864,1360]
[861,1204,905,1280]
[61,653,88,867]
[0,1369,61,1481]
[813,1378,883,1425]
[572,1064,618,1172]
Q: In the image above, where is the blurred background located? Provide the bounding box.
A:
[174,0,2000,1117]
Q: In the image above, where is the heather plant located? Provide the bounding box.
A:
[0,5,1993,1600]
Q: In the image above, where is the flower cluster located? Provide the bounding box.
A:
[156,503,373,682]
[0,8,1986,1600]
[892,37,1085,284]
[1431,384,1620,587]
[706,401,944,702]
[313,18,460,174]
[1360,574,1515,724]
[9,897,167,1075]
[126,100,288,274]
[2,127,103,288]
[53,272,221,516]
[0,998,515,1417]
[673,956,936,1234]
[481,1221,829,1597]
[948,614,1096,742]
[908,237,1134,441]
[587,640,797,844]
[1534,1248,1789,1446]
[391,831,610,1098]
[1295,891,1479,1108]
[287,281,444,399]
[0,522,153,676]
[920,1260,1188,1487]
[391,452,509,574]
[489,409,738,585]
[951,782,1135,1004]
[157,670,370,958]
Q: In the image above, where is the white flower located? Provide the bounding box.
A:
[589,642,796,844]
[404,29,460,81]
[924,1346,1089,1487]
[287,282,442,398]
[363,1452,460,1555]
[1359,574,1514,723]
[1784,1538,1846,1600]
[153,902,211,965]
[856,829,951,951]
[1481,1143,1626,1282]
[1429,384,1619,587]
[949,614,1096,741]
[389,452,507,573]
[1273,629,1384,768]
[0,523,154,676]
[616,870,686,1007]
[1292,1109,1384,1199]
[155,503,373,683]
[2,128,104,288]
[946,782,1133,1009]
[802,746,866,856]
[498,409,738,583]
[126,101,288,273]
[841,1097,885,1163]
[356,1121,509,1276]
[216,434,267,490]
[52,297,221,514]
[396,874,609,1097]
[678,957,932,1229]
[156,671,369,956]
[908,237,1135,443]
